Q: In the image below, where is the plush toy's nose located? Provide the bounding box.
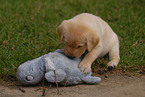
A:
[26,76,33,81]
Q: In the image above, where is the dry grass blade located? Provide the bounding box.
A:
[54,70,59,94]
[42,75,45,96]
[19,86,25,93]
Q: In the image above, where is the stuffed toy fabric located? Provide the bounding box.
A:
[17,49,101,85]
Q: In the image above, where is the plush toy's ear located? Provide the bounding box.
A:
[57,20,67,43]
[85,32,100,52]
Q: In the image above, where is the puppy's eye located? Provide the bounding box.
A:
[78,46,82,48]
[77,44,84,48]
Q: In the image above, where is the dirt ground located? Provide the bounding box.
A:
[0,72,145,97]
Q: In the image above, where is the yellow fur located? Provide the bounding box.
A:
[57,13,120,73]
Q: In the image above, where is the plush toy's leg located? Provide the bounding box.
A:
[45,69,66,83]
[81,76,101,84]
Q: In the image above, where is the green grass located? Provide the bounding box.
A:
[0,0,144,77]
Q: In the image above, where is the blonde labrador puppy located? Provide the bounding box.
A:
[57,13,120,73]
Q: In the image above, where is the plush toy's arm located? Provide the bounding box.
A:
[45,69,66,83]
[81,76,101,84]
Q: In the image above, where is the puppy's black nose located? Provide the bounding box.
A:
[67,56,76,59]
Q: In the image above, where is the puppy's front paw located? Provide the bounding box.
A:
[78,62,91,74]
[107,61,117,71]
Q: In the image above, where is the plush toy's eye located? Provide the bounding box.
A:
[26,76,33,81]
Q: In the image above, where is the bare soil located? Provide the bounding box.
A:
[0,72,145,97]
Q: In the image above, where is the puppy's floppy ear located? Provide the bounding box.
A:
[86,32,100,52]
[57,26,63,43]
[57,20,67,43]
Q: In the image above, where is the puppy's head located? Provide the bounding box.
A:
[57,20,100,58]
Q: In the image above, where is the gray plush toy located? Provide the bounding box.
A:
[17,49,101,85]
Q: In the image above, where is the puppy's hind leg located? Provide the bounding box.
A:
[107,42,120,71]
